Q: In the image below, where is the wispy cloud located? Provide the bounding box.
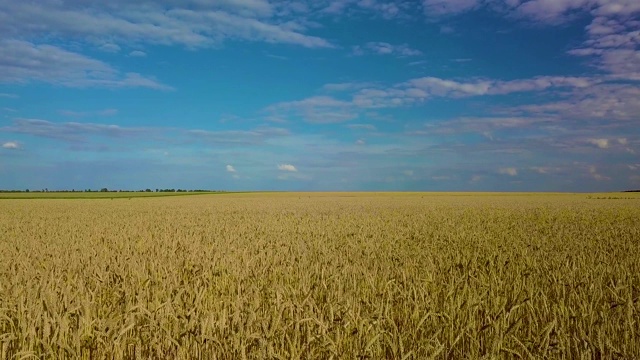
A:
[322,82,374,92]
[420,0,640,81]
[412,116,550,137]
[352,42,422,57]
[569,11,640,80]
[357,0,407,19]
[499,167,518,176]
[187,127,290,145]
[348,75,594,109]
[404,76,592,98]
[1,118,152,142]
[589,165,611,181]
[530,166,554,174]
[128,50,147,57]
[0,40,171,89]
[422,0,482,16]
[0,1,331,49]
[59,109,119,118]
[347,123,377,131]
[1,118,294,152]
[270,74,595,124]
[322,0,413,19]
[514,84,640,122]
[99,43,121,53]
[266,96,357,123]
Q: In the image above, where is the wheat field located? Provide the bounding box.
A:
[1,192,639,359]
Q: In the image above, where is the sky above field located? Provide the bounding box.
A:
[0,0,639,191]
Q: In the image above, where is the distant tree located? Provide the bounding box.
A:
[25,189,29,192]
[100,188,108,192]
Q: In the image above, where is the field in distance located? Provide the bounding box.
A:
[0,192,638,359]
[0,191,229,199]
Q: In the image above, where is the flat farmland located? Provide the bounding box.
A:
[1,193,639,359]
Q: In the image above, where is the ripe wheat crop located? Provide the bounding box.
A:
[1,193,639,359]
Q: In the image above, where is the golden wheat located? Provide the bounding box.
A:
[1,193,639,359]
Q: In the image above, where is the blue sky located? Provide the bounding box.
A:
[0,0,639,191]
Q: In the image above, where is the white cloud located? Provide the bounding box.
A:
[403,170,414,176]
[226,164,236,172]
[589,138,610,149]
[499,167,518,176]
[2,141,20,149]
[355,139,366,145]
[278,164,297,172]
[0,93,18,98]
